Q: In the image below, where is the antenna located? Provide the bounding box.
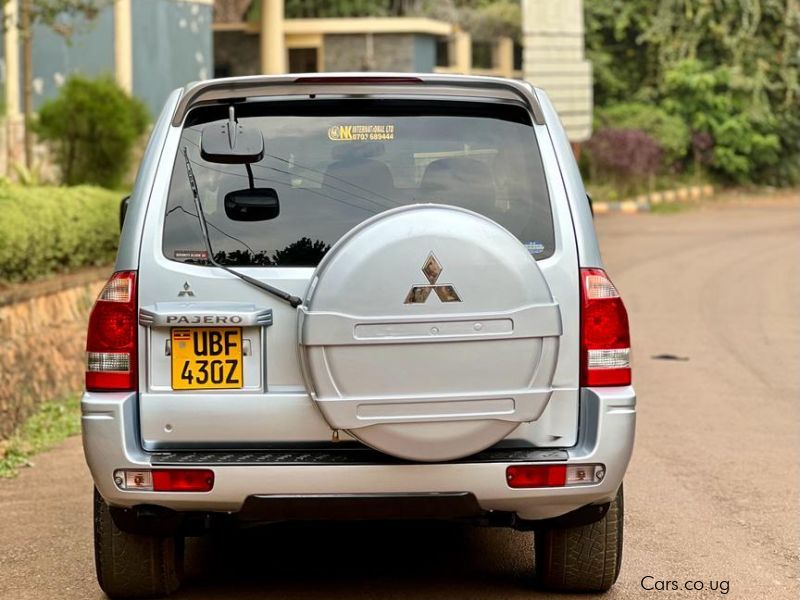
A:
[226,105,237,149]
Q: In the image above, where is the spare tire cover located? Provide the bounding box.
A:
[299,204,562,462]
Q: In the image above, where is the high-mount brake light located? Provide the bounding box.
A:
[580,268,631,386]
[85,271,138,391]
[293,75,423,85]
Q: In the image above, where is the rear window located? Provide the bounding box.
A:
[163,100,554,267]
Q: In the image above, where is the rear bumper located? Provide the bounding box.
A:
[82,387,635,522]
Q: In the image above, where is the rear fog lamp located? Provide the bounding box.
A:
[506,464,605,489]
[114,469,214,492]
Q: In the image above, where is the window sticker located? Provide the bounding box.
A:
[524,241,545,255]
[175,250,208,260]
[328,124,395,142]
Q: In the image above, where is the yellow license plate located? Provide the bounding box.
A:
[171,327,243,390]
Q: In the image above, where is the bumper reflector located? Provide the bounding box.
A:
[506,464,605,488]
[114,469,214,492]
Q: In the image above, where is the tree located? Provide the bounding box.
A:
[2,0,112,167]
[661,59,780,182]
[271,237,331,266]
[34,75,149,187]
[595,102,690,167]
[585,0,661,106]
[585,0,800,184]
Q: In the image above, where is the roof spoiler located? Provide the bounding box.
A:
[171,73,545,127]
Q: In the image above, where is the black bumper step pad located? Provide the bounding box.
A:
[149,446,568,466]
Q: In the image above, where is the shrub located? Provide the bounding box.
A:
[661,60,781,183]
[595,102,690,167]
[0,183,121,282]
[34,75,149,188]
[585,128,663,191]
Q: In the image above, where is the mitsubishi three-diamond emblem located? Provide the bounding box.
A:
[404,253,462,304]
[177,281,195,297]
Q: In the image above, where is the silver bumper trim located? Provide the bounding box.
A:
[82,387,635,521]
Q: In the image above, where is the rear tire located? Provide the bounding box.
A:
[94,488,184,599]
[534,484,624,592]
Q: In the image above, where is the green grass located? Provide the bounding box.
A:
[0,397,81,478]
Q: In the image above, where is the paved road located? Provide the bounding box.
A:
[1,196,798,600]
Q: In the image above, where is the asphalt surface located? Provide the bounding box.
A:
[1,195,798,599]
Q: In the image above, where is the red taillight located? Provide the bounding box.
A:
[507,464,567,488]
[114,469,215,492]
[506,464,606,488]
[152,469,215,492]
[580,268,631,387]
[85,271,137,391]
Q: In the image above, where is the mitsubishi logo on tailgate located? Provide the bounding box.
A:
[178,282,195,297]
[404,253,462,304]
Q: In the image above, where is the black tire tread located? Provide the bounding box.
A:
[94,488,183,599]
[534,484,624,593]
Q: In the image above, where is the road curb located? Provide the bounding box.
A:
[593,184,715,214]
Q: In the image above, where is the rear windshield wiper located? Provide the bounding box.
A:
[182,147,303,308]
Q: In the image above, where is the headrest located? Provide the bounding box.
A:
[323,158,394,198]
[418,157,495,209]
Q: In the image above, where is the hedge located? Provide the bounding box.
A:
[0,184,121,283]
[595,102,691,167]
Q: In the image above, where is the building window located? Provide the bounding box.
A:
[289,48,319,73]
[435,39,450,67]
[215,64,232,78]
[471,41,493,69]
[513,42,523,71]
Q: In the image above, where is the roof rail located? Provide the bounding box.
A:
[171,73,544,127]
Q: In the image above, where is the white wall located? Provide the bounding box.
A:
[522,0,593,142]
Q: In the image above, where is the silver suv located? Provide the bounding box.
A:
[83,73,635,598]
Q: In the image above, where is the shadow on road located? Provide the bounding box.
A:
[179,520,547,599]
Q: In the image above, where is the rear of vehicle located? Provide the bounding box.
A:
[83,74,635,598]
